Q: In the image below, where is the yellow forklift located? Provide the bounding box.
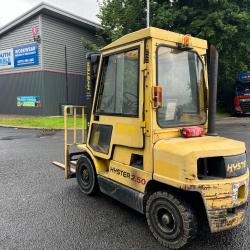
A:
[53,27,249,249]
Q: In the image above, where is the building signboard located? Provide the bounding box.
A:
[14,44,39,67]
[0,44,39,70]
[0,48,14,69]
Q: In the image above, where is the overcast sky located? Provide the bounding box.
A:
[0,0,101,28]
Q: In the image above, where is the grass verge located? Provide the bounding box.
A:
[0,117,84,129]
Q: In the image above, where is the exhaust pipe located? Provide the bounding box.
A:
[207,44,219,136]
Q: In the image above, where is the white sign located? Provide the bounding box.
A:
[0,48,14,69]
[165,100,177,120]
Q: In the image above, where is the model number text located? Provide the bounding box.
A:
[110,167,147,185]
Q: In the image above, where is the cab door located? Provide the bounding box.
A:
[87,41,145,159]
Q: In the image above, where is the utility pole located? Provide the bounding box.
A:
[147,0,150,27]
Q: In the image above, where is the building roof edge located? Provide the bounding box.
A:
[0,2,102,37]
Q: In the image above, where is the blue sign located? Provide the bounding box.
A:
[17,96,41,107]
[239,72,250,82]
[14,44,39,68]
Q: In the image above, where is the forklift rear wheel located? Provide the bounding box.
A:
[76,155,98,195]
[146,191,197,249]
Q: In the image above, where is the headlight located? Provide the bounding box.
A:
[198,153,247,179]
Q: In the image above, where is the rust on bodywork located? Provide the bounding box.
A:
[208,205,246,232]
[185,176,249,232]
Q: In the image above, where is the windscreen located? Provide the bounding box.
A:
[157,46,206,127]
[236,82,250,95]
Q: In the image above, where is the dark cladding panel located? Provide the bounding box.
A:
[42,71,85,115]
[68,74,85,106]
[42,71,66,115]
[0,71,86,116]
[0,72,43,115]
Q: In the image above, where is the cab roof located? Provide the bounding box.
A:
[101,27,207,51]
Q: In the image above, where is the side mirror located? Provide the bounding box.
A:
[152,86,163,108]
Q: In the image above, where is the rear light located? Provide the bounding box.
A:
[234,96,240,107]
[181,126,205,138]
[152,86,162,108]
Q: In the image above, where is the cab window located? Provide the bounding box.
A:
[96,49,139,116]
[157,46,206,127]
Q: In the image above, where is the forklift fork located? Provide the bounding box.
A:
[52,105,86,179]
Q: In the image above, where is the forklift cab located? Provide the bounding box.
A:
[85,28,208,177]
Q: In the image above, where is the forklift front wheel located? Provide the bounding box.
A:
[76,155,98,195]
[146,191,197,249]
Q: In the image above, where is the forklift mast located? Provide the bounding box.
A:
[85,52,100,124]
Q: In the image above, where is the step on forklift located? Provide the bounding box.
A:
[52,27,249,249]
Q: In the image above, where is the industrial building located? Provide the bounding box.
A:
[0,3,101,115]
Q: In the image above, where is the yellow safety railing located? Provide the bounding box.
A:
[64,105,86,178]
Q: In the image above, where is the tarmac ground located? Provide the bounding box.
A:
[0,117,250,250]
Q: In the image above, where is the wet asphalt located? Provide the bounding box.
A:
[0,119,250,250]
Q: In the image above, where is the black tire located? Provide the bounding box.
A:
[146,191,198,249]
[76,155,98,195]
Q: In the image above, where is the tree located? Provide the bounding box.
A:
[98,0,250,111]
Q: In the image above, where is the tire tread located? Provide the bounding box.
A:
[146,191,198,249]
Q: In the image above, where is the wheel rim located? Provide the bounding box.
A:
[80,166,91,189]
[156,207,176,234]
